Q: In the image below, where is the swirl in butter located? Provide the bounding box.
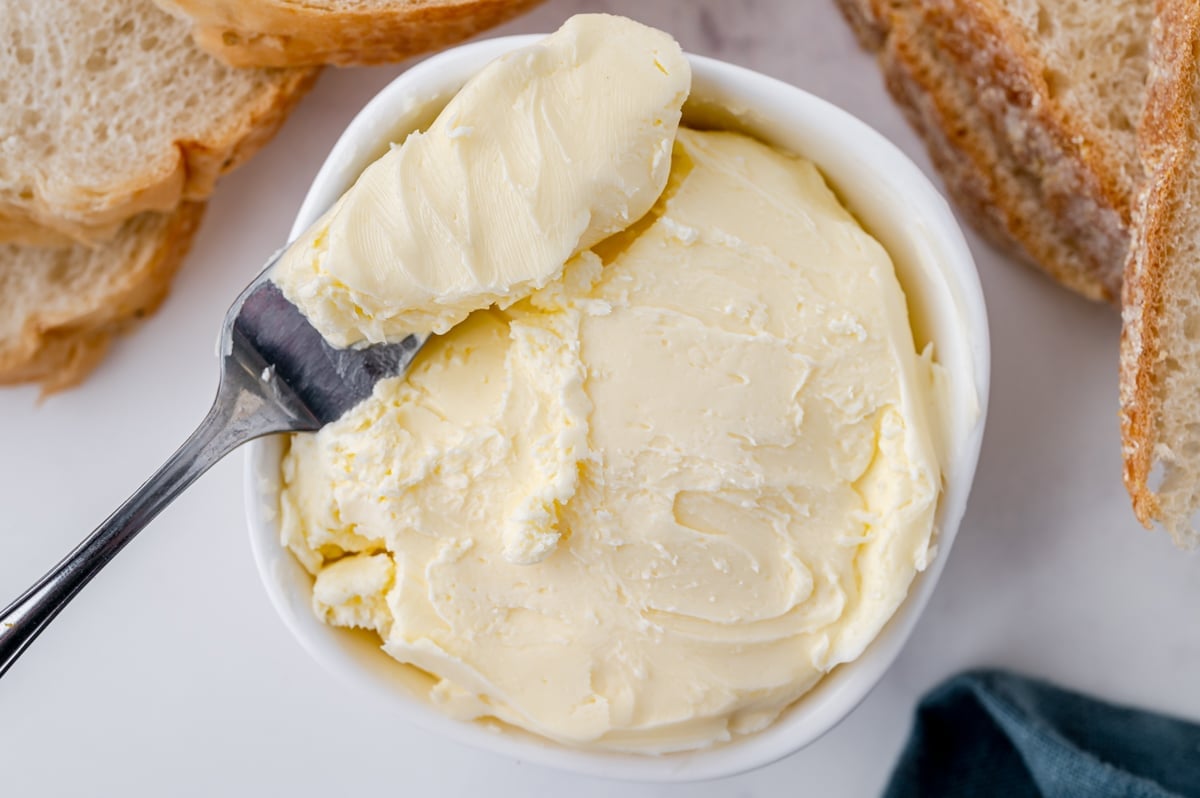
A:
[279,121,944,752]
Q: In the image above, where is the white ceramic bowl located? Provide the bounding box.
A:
[244,34,990,782]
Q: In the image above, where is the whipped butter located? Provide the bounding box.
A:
[274,14,690,347]
[279,78,944,753]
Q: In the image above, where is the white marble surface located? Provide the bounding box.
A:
[2,1,1197,795]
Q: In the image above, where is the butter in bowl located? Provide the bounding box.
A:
[245,13,989,781]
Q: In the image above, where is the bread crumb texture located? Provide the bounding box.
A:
[0,0,315,244]
[1120,0,1200,547]
[0,205,205,393]
[835,0,1152,302]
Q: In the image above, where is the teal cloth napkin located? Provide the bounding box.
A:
[884,670,1200,797]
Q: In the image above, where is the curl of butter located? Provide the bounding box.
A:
[274,13,691,348]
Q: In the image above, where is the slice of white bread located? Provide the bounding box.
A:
[1120,0,1200,546]
[836,0,1153,303]
[1,0,317,246]
[152,0,545,68]
[0,204,205,392]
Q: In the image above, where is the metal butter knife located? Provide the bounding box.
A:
[0,251,426,677]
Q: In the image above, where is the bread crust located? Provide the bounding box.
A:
[835,0,1138,303]
[0,203,206,393]
[1119,0,1200,540]
[154,0,546,68]
[1,67,317,247]
[835,0,891,51]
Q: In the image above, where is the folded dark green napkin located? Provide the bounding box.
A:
[884,670,1200,798]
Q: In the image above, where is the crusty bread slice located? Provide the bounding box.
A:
[1,0,317,246]
[152,0,545,68]
[836,0,1152,303]
[1119,0,1200,546]
[0,204,204,393]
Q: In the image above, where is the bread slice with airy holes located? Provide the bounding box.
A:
[152,0,545,68]
[1120,0,1200,546]
[0,0,317,246]
[0,204,205,393]
[836,0,1153,303]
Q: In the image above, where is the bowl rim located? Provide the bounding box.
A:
[243,32,991,783]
